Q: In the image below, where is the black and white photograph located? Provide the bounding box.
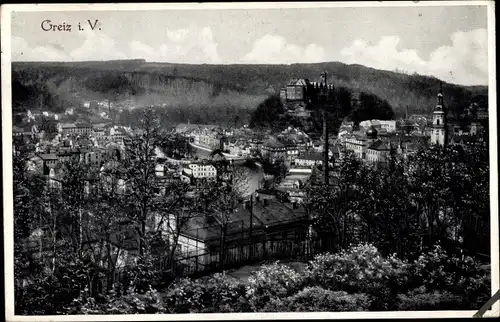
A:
[2,1,498,319]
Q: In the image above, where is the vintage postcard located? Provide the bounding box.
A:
[1,1,498,321]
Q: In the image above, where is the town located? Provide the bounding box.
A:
[12,71,492,315]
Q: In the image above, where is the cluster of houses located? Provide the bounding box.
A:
[18,119,133,187]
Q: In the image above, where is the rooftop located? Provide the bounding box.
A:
[181,199,307,242]
[176,123,219,132]
[37,153,58,161]
[368,140,392,151]
[297,152,323,161]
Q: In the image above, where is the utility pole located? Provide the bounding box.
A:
[321,71,330,186]
[248,194,254,259]
[323,111,329,186]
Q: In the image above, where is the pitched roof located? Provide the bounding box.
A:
[297,152,323,161]
[287,78,309,86]
[75,122,93,128]
[368,140,392,151]
[60,123,77,128]
[180,199,307,242]
[38,153,58,161]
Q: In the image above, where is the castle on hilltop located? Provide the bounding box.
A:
[279,71,336,110]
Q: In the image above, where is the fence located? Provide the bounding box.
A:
[154,226,338,279]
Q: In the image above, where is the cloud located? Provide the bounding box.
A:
[340,29,488,86]
[242,34,325,64]
[70,29,128,61]
[12,36,70,61]
[12,26,220,64]
[127,26,220,63]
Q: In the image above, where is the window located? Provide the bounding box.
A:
[436,119,440,125]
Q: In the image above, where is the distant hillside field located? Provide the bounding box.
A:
[12,60,488,123]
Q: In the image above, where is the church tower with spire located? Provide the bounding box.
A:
[430,82,448,147]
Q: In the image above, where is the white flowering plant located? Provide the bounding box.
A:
[246,261,306,311]
[306,243,409,310]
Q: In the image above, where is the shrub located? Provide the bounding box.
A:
[246,261,306,311]
[408,245,489,297]
[102,286,166,314]
[16,274,60,315]
[397,287,465,311]
[16,252,104,315]
[65,285,166,314]
[162,277,205,313]
[454,272,491,309]
[263,287,371,312]
[121,251,161,294]
[306,243,409,310]
[198,273,251,313]
[162,273,250,313]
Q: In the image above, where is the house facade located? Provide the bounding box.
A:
[59,123,94,136]
[185,163,217,179]
[294,152,323,167]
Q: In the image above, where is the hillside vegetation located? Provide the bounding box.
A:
[12,60,488,125]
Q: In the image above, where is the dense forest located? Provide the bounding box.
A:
[12,61,488,122]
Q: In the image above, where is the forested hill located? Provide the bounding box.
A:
[12,60,488,119]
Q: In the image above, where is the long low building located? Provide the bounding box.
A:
[294,152,323,167]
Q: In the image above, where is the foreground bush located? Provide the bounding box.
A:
[162,273,250,313]
[246,262,306,310]
[306,243,409,310]
[66,286,166,314]
[263,287,371,312]
[407,245,490,309]
[16,253,105,315]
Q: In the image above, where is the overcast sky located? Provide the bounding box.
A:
[10,4,489,86]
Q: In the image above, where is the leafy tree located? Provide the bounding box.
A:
[39,117,58,136]
[56,159,93,254]
[83,173,131,292]
[350,92,395,125]
[249,95,286,130]
[154,180,199,274]
[305,150,363,249]
[118,107,167,256]
[445,145,490,255]
[197,165,248,270]
[354,159,420,258]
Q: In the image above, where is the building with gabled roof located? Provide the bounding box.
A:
[365,140,394,163]
[180,197,309,250]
